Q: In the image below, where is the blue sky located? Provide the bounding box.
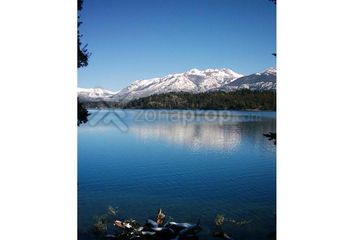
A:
[78,0,276,90]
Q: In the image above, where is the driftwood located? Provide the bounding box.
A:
[212,214,252,240]
[92,208,251,240]
[156,208,166,225]
[105,209,201,240]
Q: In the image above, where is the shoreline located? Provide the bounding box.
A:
[85,107,276,112]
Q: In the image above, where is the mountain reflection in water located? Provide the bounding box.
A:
[78,110,276,240]
[129,123,241,150]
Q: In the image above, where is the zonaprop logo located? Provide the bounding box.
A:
[85,98,129,132]
[79,88,264,132]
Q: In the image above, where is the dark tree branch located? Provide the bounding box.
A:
[78,0,90,68]
[77,0,90,125]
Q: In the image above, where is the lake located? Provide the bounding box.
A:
[78,109,276,240]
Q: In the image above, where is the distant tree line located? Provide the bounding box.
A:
[82,90,276,111]
[124,90,276,110]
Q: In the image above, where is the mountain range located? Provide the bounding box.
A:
[78,67,276,102]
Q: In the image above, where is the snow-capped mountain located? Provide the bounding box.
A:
[77,87,117,101]
[220,68,276,91]
[112,68,243,101]
[77,67,276,102]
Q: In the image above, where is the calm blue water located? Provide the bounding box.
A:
[78,110,276,240]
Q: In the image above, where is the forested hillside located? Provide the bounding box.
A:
[124,90,276,110]
[82,90,276,111]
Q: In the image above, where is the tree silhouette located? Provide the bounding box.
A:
[263,132,276,145]
[78,0,90,68]
[78,99,89,126]
[77,0,90,126]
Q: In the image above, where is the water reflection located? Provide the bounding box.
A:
[78,110,276,240]
[129,123,242,150]
[81,110,276,151]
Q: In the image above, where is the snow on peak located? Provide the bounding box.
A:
[112,68,244,101]
[78,87,116,94]
[262,67,276,75]
[222,67,276,91]
[77,87,118,101]
[78,67,276,102]
[186,68,201,74]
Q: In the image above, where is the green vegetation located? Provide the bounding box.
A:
[124,90,276,111]
[77,0,90,68]
[82,90,276,111]
[77,0,90,126]
[77,99,89,125]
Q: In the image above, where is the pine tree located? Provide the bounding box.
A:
[77,0,90,126]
